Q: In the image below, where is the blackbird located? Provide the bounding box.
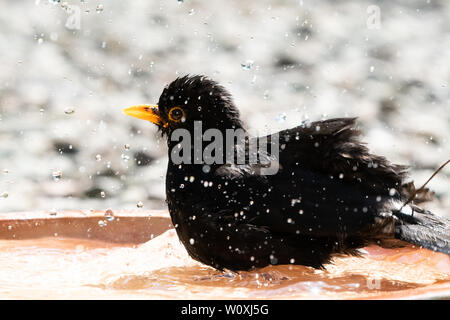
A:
[124,75,450,271]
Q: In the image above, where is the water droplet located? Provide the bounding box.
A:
[104,209,115,221]
[96,4,103,13]
[98,220,107,227]
[100,191,106,198]
[121,154,130,162]
[136,201,144,208]
[370,66,375,73]
[241,60,254,70]
[64,107,75,115]
[3,169,8,174]
[1,192,8,198]
[52,170,62,181]
[189,238,195,245]
[389,188,396,196]
[270,255,278,265]
[290,258,295,264]
[301,118,311,128]
[202,165,210,173]
[275,113,287,123]
[188,8,195,15]
[189,176,195,182]
[95,154,102,161]
[339,173,344,179]
[124,144,130,150]
[49,209,57,216]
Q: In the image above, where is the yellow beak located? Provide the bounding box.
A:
[122,105,163,125]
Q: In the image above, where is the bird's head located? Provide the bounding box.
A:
[123,75,244,138]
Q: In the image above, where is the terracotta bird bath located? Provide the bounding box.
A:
[0,210,448,299]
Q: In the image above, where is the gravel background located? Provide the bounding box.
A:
[0,0,449,216]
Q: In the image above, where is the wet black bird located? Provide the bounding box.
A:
[124,75,450,271]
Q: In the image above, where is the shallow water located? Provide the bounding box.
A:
[0,229,448,299]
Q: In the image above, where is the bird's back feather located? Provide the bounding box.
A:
[268,117,408,197]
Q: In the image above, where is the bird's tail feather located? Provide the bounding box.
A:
[393,206,450,255]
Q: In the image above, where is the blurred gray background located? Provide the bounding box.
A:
[0,0,449,216]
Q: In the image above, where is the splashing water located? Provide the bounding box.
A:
[241,60,254,71]
[52,171,62,181]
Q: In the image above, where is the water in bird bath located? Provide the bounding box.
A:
[0,210,448,299]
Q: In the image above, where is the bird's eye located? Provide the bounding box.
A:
[168,106,185,122]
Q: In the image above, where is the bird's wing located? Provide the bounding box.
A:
[211,161,378,261]
[211,118,408,239]
[213,160,362,233]
[265,117,408,196]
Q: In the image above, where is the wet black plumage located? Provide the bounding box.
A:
[138,75,450,271]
